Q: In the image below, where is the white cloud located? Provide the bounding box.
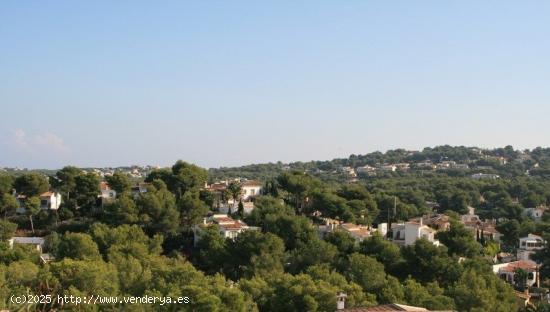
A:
[11,129,70,154]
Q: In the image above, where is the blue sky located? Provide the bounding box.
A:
[1,1,549,169]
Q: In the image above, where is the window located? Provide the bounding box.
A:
[250,189,255,195]
[40,200,48,207]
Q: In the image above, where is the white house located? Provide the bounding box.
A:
[193,214,258,246]
[394,163,410,171]
[39,192,62,210]
[219,201,255,215]
[339,223,372,242]
[8,237,45,253]
[241,180,262,200]
[99,182,117,201]
[131,183,149,197]
[471,173,500,180]
[356,165,376,175]
[391,219,440,246]
[378,164,397,172]
[492,260,539,287]
[517,234,545,261]
[415,162,436,170]
[436,161,456,170]
[339,166,357,178]
[16,191,62,213]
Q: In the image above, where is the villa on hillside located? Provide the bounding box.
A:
[391,219,440,247]
[193,214,258,246]
[493,260,539,288]
[318,218,372,243]
[204,179,263,213]
[16,191,62,213]
[99,181,117,203]
[460,207,502,243]
[517,234,545,262]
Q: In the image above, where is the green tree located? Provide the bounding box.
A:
[325,230,357,255]
[57,232,101,260]
[14,173,49,196]
[305,264,376,308]
[402,278,455,311]
[288,238,339,273]
[74,173,100,212]
[0,220,17,240]
[104,194,139,225]
[359,233,403,274]
[533,234,550,280]
[337,184,379,224]
[106,172,132,194]
[240,272,362,312]
[51,166,81,200]
[178,192,209,231]
[226,230,285,279]
[90,223,162,257]
[0,173,13,194]
[263,214,317,250]
[170,160,208,198]
[448,269,516,312]
[136,180,180,235]
[277,171,322,212]
[514,268,529,291]
[496,219,521,248]
[227,181,242,207]
[311,192,354,221]
[400,239,461,285]
[436,220,483,257]
[344,253,387,295]
[194,225,227,275]
[24,196,40,233]
[0,193,18,218]
[50,258,120,298]
[245,195,294,227]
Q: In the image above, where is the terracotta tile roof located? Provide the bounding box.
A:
[211,215,248,231]
[213,216,235,224]
[40,191,54,197]
[241,180,262,187]
[480,225,500,235]
[221,223,244,230]
[99,182,111,191]
[207,183,227,191]
[341,223,371,238]
[499,260,537,273]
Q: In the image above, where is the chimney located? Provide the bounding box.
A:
[336,292,347,310]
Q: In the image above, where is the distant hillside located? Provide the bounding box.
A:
[208,145,550,182]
